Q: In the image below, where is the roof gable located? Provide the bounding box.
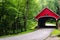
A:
[35,7,60,20]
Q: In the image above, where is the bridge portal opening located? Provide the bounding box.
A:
[38,17,57,28]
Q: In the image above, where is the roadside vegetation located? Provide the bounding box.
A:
[0,29,36,38]
[51,29,60,36]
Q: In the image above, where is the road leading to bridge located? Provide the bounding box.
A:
[0,28,54,40]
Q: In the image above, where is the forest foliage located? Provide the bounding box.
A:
[0,0,59,36]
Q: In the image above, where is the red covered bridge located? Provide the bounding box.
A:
[35,7,60,28]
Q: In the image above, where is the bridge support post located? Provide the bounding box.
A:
[56,20,58,29]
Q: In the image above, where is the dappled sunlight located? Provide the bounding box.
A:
[45,23,56,26]
[45,18,56,26]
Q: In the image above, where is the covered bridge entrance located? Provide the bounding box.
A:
[35,8,60,28]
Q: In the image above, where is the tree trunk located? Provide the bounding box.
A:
[23,15,27,31]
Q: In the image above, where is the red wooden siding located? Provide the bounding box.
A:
[35,8,60,20]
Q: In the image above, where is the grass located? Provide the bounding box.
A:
[51,29,60,36]
[20,29,36,34]
[0,29,36,38]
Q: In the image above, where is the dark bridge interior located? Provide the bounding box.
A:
[38,17,57,28]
